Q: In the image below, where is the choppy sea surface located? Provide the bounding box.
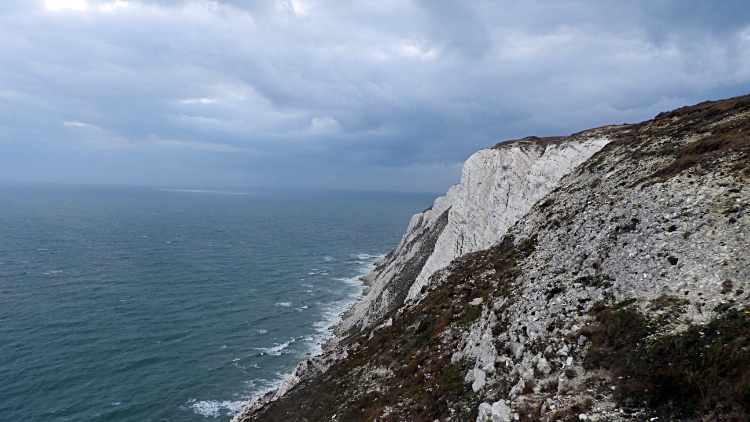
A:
[0,184,437,422]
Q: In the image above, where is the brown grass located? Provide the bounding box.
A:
[583,301,750,421]
[521,379,535,395]
[581,93,750,184]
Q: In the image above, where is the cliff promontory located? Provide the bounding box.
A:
[233,94,750,422]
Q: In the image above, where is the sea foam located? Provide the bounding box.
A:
[190,400,246,418]
[255,338,296,356]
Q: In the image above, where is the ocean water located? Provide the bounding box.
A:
[0,185,437,422]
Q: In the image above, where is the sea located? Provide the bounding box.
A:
[0,184,438,422]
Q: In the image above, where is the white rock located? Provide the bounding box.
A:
[536,357,552,374]
[477,403,494,422]
[491,400,512,422]
[472,368,487,392]
[476,401,512,422]
[510,342,524,359]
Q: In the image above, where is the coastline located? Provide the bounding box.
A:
[227,253,385,419]
[230,129,615,421]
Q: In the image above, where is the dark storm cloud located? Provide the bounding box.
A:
[1,0,749,191]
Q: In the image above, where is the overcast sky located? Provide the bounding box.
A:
[1,0,749,192]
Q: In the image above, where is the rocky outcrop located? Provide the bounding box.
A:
[234,94,750,422]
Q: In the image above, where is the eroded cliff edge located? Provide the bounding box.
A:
[233,94,750,422]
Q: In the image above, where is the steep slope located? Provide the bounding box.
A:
[232,94,750,422]
[334,134,611,339]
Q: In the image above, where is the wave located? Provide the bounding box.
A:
[255,338,295,356]
[303,252,385,356]
[189,399,246,418]
[355,253,382,260]
[228,252,386,414]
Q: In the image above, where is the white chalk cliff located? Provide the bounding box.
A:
[233,133,613,420]
[335,134,611,337]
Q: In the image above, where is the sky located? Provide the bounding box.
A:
[1,0,749,193]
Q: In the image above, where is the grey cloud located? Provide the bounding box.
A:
[0,0,749,192]
[416,0,490,58]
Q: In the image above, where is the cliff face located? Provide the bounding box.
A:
[233,94,750,422]
[408,135,612,304]
[335,134,611,338]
